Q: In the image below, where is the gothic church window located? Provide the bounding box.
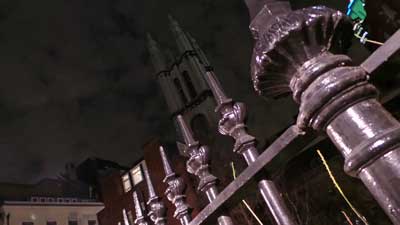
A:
[173,78,188,104]
[182,71,197,99]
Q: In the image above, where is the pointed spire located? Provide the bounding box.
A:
[159,146,175,180]
[168,14,180,33]
[186,32,211,68]
[177,115,199,148]
[167,15,193,54]
[147,33,167,72]
[133,191,149,225]
[143,164,156,200]
[204,71,233,112]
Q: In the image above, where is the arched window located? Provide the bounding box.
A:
[174,78,188,104]
[191,114,211,145]
[181,71,197,99]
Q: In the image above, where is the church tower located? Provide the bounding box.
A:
[147,16,218,144]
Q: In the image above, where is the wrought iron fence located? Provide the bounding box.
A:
[132,1,400,225]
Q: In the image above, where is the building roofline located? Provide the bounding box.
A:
[2,200,104,207]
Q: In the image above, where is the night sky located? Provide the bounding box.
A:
[0,0,346,184]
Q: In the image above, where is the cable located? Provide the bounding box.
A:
[354,33,384,46]
[231,162,264,225]
[316,150,369,225]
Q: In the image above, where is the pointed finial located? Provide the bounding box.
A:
[146,33,167,72]
[177,115,199,148]
[204,71,232,112]
[168,14,178,26]
[186,32,211,68]
[133,192,149,225]
[168,14,183,35]
[159,146,175,180]
[143,163,167,225]
[147,33,157,47]
[143,164,156,200]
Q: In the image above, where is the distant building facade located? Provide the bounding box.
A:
[1,199,103,225]
[96,138,202,225]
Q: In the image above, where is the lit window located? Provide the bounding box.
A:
[122,174,132,192]
[130,165,143,186]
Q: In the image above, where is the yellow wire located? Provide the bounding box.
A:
[316,150,369,225]
[354,33,384,46]
[231,162,264,225]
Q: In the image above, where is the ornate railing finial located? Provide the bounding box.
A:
[176,115,234,225]
[204,69,298,225]
[176,115,199,150]
[159,146,192,225]
[176,115,218,194]
[143,164,167,225]
[133,191,149,225]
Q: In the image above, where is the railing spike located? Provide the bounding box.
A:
[175,114,234,225]
[143,164,167,225]
[133,191,149,225]
[159,146,192,225]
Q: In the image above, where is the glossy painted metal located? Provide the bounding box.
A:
[160,146,192,225]
[247,1,400,223]
[188,126,306,225]
[143,164,167,225]
[133,191,150,225]
[204,70,298,225]
[361,29,400,74]
[176,115,234,225]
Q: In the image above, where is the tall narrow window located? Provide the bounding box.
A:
[130,164,143,186]
[122,174,132,193]
[173,78,188,104]
[182,71,197,99]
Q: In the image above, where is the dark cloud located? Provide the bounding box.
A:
[0,0,348,183]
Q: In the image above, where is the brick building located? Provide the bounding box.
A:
[96,138,203,225]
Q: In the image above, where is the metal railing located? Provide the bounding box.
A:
[132,1,400,225]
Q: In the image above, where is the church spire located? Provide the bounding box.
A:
[186,32,211,69]
[168,15,194,54]
[147,33,183,114]
[147,33,167,72]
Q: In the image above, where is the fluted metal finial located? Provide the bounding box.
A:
[204,67,298,225]
[176,115,199,152]
[133,191,149,225]
[143,164,167,225]
[159,146,191,225]
[160,146,175,178]
[176,114,216,192]
[143,165,156,199]
[175,115,234,225]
